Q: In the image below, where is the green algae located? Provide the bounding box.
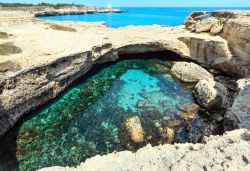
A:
[0,58,221,171]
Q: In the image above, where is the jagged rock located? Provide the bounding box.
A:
[194,78,230,111]
[170,62,213,83]
[222,17,250,75]
[210,22,224,34]
[224,78,250,131]
[195,17,219,33]
[123,116,145,143]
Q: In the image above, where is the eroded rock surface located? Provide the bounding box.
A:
[194,78,230,111]
[39,129,250,171]
[224,78,250,131]
[170,62,213,82]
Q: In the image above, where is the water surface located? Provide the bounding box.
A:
[37,7,250,27]
[0,58,218,171]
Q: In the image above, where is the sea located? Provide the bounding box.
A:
[37,7,250,27]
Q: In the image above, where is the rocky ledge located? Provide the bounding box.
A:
[0,10,250,170]
[39,129,250,171]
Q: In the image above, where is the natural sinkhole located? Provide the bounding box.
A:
[0,57,223,171]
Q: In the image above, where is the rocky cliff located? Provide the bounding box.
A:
[0,10,250,171]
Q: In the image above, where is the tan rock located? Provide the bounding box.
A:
[178,112,196,120]
[124,116,145,143]
[210,22,224,34]
[165,127,174,143]
[170,62,213,83]
[195,17,219,33]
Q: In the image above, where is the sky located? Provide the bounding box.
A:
[1,0,250,7]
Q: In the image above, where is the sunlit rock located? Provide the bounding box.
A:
[124,116,145,143]
[170,62,213,83]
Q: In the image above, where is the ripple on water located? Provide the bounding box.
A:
[0,58,219,171]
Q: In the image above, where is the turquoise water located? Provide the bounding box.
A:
[0,58,219,171]
[37,7,250,27]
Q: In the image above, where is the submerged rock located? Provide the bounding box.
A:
[158,127,175,144]
[123,116,145,143]
[178,103,200,113]
[178,112,196,120]
[170,62,213,83]
[194,78,229,111]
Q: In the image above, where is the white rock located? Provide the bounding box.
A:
[170,62,213,83]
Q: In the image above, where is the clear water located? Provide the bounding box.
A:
[37,7,250,27]
[0,58,218,171]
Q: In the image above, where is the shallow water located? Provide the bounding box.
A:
[0,58,219,171]
[37,7,250,27]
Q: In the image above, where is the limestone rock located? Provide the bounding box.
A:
[195,17,219,33]
[170,62,213,83]
[222,17,250,75]
[194,78,230,111]
[224,78,250,131]
[124,116,145,143]
[210,22,224,34]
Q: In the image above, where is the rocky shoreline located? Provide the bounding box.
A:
[34,8,127,17]
[0,10,250,170]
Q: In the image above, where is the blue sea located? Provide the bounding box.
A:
[37,7,250,27]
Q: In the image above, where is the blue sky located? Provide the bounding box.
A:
[2,0,250,7]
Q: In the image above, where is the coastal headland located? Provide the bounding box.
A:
[0,8,250,171]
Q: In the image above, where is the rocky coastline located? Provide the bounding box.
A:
[0,10,250,170]
[34,8,127,17]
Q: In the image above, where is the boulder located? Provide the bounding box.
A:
[170,62,213,83]
[124,116,145,143]
[194,78,230,111]
[195,17,219,33]
[210,22,224,34]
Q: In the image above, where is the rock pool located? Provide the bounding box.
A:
[0,58,221,171]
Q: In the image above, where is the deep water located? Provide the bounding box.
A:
[0,58,221,171]
[37,7,250,27]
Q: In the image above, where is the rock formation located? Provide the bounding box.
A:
[0,10,250,171]
[170,62,213,82]
[194,78,230,111]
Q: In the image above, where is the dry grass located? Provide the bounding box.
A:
[0,42,22,55]
[46,23,77,32]
[0,32,9,39]
[0,60,22,73]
